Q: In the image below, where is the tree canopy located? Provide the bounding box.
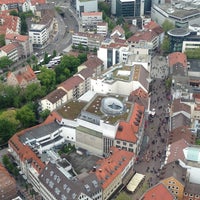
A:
[161,36,170,54]
[0,56,13,70]
[162,19,175,33]
[0,34,5,47]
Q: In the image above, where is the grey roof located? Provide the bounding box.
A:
[171,113,191,131]
[39,162,101,200]
[160,160,187,185]
[20,121,60,143]
[184,182,200,195]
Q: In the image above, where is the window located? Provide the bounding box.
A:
[123,142,127,146]
[184,192,188,196]
[176,186,179,190]
[189,194,193,197]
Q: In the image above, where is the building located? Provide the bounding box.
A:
[151,2,200,28]
[160,161,187,200]
[170,99,191,131]
[127,21,164,51]
[140,183,175,200]
[168,126,196,145]
[5,33,33,58]
[0,164,18,200]
[97,41,129,69]
[183,182,200,200]
[0,42,19,62]
[39,161,102,200]
[94,146,134,200]
[7,65,39,88]
[72,32,104,50]
[76,0,98,17]
[0,11,21,35]
[29,24,48,48]
[113,0,141,18]
[91,63,149,94]
[96,22,108,37]
[110,25,125,40]
[81,11,102,26]
[168,28,191,52]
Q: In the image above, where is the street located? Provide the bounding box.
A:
[131,55,171,199]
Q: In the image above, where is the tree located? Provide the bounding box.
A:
[185,47,200,59]
[0,56,13,70]
[24,83,45,102]
[37,67,56,92]
[52,50,57,58]
[115,192,132,200]
[44,52,50,64]
[0,119,17,144]
[9,10,18,16]
[161,36,170,54]
[40,109,50,121]
[98,2,111,17]
[78,53,87,64]
[0,34,5,47]
[0,109,20,128]
[16,104,36,128]
[162,19,175,33]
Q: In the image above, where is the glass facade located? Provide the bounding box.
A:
[116,0,141,17]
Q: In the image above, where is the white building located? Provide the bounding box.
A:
[29,24,48,48]
[97,40,130,69]
[72,32,104,50]
[90,63,149,95]
[82,12,102,26]
[76,0,98,17]
[96,22,108,36]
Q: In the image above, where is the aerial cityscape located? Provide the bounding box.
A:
[0,0,200,199]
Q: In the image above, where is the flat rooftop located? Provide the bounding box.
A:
[57,100,87,120]
[64,151,101,174]
[155,3,200,18]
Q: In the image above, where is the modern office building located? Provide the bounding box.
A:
[76,0,98,17]
[151,2,200,28]
[29,24,48,48]
[113,0,141,18]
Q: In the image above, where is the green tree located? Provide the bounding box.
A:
[0,119,17,144]
[162,19,175,33]
[161,36,170,54]
[9,10,18,16]
[0,109,20,128]
[24,83,45,102]
[16,104,36,128]
[98,2,111,17]
[116,16,124,25]
[40,109,51,121]
[19,13,28,35]
[185,47,200,59]
[78,53,87,64]
[44,52,50,64]
[0,34,5,47]
[0,56,13,70]
[52,50,57,58]
[165,77,172,90]
[37,67,56,92]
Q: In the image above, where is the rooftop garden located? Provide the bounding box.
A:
[57,100,87,120]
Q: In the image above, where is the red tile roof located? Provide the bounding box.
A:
[0,42,18,53]
[82,56,103,69]
[5,33,28,42]
[168,52,187,68]
[59,76,84,91]
[166,139,189,164]
[8,112,61,174]
[127,30,157,43]
[0,163,17,199]
[7,65,37,85]
[82,12,102,17]
[171,99,191,114]
[111,25,125,36]
[168,126,196,145]
[115,102,145,143]
[93,146,134,189]
[141,183,174,200]
[0,0,25,4]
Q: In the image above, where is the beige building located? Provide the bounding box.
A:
[7,65,39,88]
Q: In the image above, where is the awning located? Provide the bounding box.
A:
[126,173,145,193]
